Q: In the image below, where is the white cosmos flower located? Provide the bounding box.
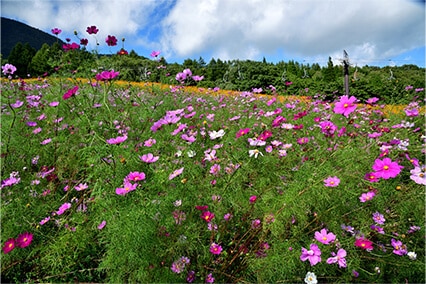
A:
[304,272,318,284]
[209,129,225,140]
[249,149,263,158]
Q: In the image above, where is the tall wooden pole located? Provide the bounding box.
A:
[343,50,350,96]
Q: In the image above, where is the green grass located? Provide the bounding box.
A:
[1,76,424,283]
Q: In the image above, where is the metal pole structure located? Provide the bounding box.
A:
[343,50,350,96]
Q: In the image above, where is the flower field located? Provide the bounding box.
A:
[1,65,425,283]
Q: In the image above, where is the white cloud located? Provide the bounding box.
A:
[160,0,425,64]
[1,0,424,65]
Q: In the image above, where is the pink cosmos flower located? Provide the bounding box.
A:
[249,195,257,204]
[2,63,17,75]
[323,176,340,187]
[333,95,358,117]
[150,50,160,58]
[56,202,72,215]
[314,228,336,245]
[39,216,50,225]
[209,164,220,175]
[74,183,88,191]
[125,171,146,182]
[354,237,373,250]
[372,158,403,179]
[359,191,376,202]
[300,243,322,266]
[98,220,107,230]
[144,138,156,147]
[106,135,127,144]
[140,153,159,163]
[2,238,16,254]
[210,243,223,255]
[116,181,137,196]
[372,211,385,225]
[326,248,347,268]
[364,172,380,182]
[16,232,33,248]
[169,167,184,180]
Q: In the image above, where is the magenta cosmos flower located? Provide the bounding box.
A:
[210,243,223,255]
[125,171,146,182]
[169,167,184,180]
[200,211,215,223]
[333,95,357,117]
[16,232,33,248]
[56,202,72,215]
[300,243,322,266]
[2,238,16,254]
[391,238,407,255]
[314,228,336,245]
[51,28,62,35]
[372,158,403,179]
[323,176,340,187]
[354,237,373,250]
[86,25,99,35]
[96,70,120,81]
[105,35,117,46]
[150,50,160,57]
[63,86,79,100]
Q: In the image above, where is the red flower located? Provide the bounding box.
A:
[354,237,373,250]
[195,205,208,211]
[105,35,118,46]
[117,48,128,55]
[2,238,15,254]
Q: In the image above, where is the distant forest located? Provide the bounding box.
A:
[1,17,424,104]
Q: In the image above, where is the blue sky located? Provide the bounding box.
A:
[2,0,425,67]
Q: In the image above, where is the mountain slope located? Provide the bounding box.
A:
[1,17,64,58]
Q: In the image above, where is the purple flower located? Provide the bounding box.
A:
[314,228,336,245]
[300,243,322,266]
[51,28,62,35]
[105,35,117,46]
[391,239,407,255]
[326,248,347,268]
[86,25,99,35]
[372,211,385,225]
[205,273,215,283]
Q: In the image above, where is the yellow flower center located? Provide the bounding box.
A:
[344,103,349,108]
[383,165,389,170]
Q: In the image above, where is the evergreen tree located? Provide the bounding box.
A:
[7,42,36,77]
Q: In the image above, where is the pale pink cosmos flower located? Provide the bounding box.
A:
[169,167,184,180]
[314,228,336,245]
[74,183,88,191]
[333,95,358,117]
[359,191,376,202]
[98,220,107,230]
[106,135,127,145]
[116,181,137,196]
[300,243,322,266]
[140,153,159,163]
[410,165,426,185]
[326,248,347,268]
[56,202,72,215]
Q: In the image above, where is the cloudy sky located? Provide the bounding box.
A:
[2,0,425,66]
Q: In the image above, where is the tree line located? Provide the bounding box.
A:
[2,41,425,104]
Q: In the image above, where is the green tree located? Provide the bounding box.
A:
[7,42,36,77]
